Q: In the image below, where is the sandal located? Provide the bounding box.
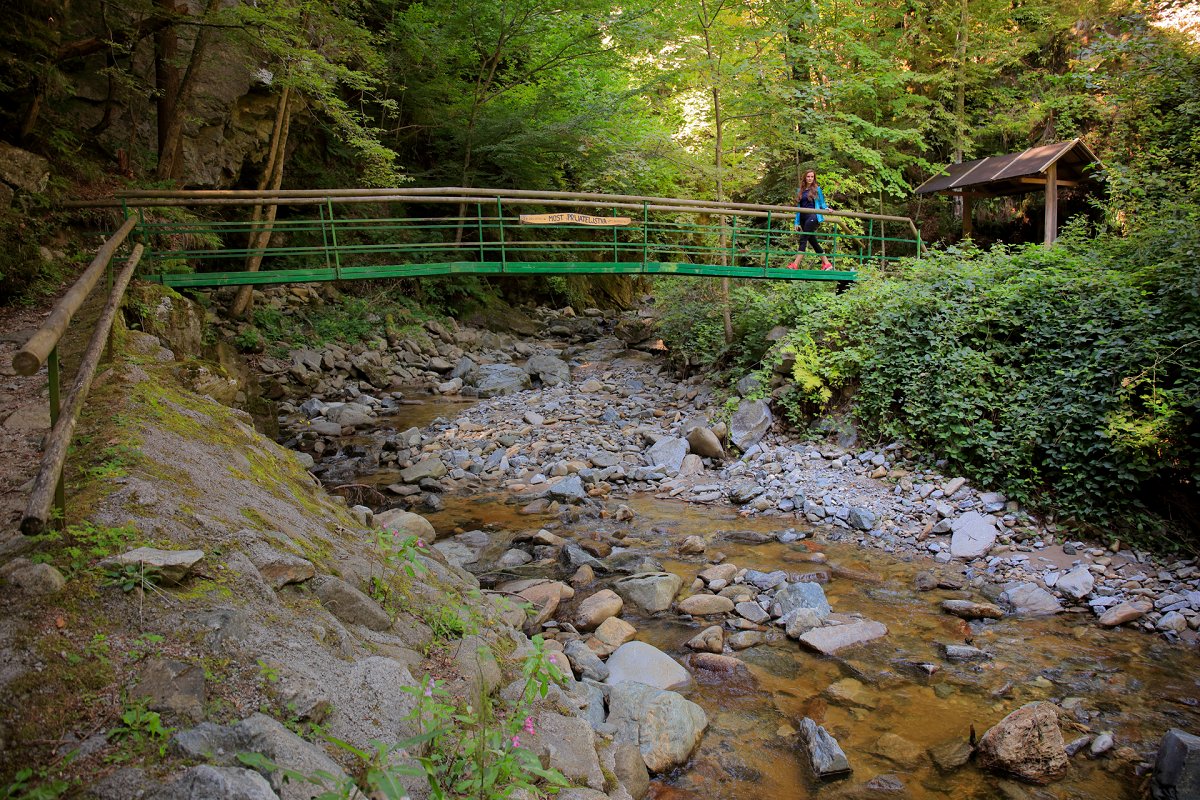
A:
[786,259,800,270]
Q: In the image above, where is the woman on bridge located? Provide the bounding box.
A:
[787,169,833,270]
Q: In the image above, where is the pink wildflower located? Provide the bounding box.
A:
[416,538,426,548]
[523,716,535,735]
[510,734,521,748]
[423,684,434,698]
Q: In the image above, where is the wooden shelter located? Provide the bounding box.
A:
[914,139,1100,246]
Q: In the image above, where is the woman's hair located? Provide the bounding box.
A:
[801,169,818,189]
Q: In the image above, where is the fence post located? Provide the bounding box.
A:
[477,203,485,262]
[641,202,649,270]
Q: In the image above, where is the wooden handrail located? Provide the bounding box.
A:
[13,216,138,376]
[22,244,145,535]
[62,188,923,242]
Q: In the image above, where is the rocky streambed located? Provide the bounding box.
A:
[266,302,1200,798]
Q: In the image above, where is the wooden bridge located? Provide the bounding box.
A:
[87,187,923,287]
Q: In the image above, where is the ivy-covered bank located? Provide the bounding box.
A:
[656,213,1200,549]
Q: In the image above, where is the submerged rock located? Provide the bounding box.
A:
[798,717,851,778]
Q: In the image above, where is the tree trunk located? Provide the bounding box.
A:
[156,0,222,180]
[154,0,181,159]
[230,87,293,319]
[699,0,733,344]
[952,0,968,224]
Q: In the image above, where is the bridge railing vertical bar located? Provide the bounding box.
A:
[319,203,333,274]
[730,215,740,272]
[641,202,648,271]
[477,203,485,263]
[881,220,887,263]
[326,199,342,280]
[765,211,773,269]
[612,206,618,264]
[496,197,506,271]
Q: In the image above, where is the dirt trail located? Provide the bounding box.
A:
[0,304,53,540]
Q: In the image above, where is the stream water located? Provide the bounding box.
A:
[343,400,1200,799]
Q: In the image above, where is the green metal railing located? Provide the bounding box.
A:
[80,188,922,288]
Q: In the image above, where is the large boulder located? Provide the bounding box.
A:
[606,681,708,774]
[525,711,605,790]
[728,399,772,451]
[646,437,689,473]
[685,426,724,459]
[1152,728,1200,800]
[1000,582,1063,616]
[1056,565,1095,600]
[0,142,51,192]
[772,581,831,619]
[976,702,1069,785]
[373,509,436,540]
[575,589,623,630]
[949,512,997,559]
[525,353,571,386]
[613,572,683,614]
[796,620,888,655]
[473,364,532,397]
[605,641,689,691]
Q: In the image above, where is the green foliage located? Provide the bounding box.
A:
[402,635,570,799]
[32,522,139,577]
[103,563,162,594]
[1,768,69,800]
[107,702,173,758]
[235,638,568,799]
[760,213,1198,542]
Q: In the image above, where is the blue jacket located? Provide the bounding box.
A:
[794,186,827,225]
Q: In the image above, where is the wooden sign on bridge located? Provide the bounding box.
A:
[519,212,631,226]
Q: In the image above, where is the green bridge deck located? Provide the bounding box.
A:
[102,188,922,288]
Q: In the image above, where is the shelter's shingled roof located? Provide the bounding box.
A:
[915,139,1100,196]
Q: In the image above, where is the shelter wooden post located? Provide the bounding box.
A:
[1043,161,1058,247]
[961,193,973,237]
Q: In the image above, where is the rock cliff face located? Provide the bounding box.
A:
[59,0,278,186]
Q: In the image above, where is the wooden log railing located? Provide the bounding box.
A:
[12,215,141,535]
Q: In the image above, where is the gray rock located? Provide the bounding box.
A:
[565,639,609,681]
[941,644,992,662]
[729,481,765,504]
[560,543,606,572]
[734,601,770,624]
[798,717,851,778]
[99,547,204,585]
[449,637,502,701]
[548,475,587,503]
[605,552,664,575]
[606,681,708,773]
[1056,565,1095,600]
[172,713,352,800]
[613,572,682,613]
[772,582,832,619]
[676,594,734,616]
[526,711,604,790]
[847,507,876,531]
[729,399,772,451]
[474,363,533,397]
[0,142,51,192]
[1000,582,1063,616]
[1152,728,1200,800]
[606,641,689,690]
[432,529,490,569]
[646,437,689,473]
[374,509,435,539]
[526,354,571,386]
[246,544,315,589]
[797,620,888,655]
[134,659,206,720]
[744,569,789,590]
[949,512,997,558]
[613,741,650,800]
[323,402,374,427]
[150,766,279,800]
[782,607,824,638]
[929,738,974,772]
[399,458,447,483]
[4,561,66,594]
[313,576,392,631]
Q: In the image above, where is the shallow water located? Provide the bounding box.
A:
[422,492,1200,800]
[324,393,1200,798]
